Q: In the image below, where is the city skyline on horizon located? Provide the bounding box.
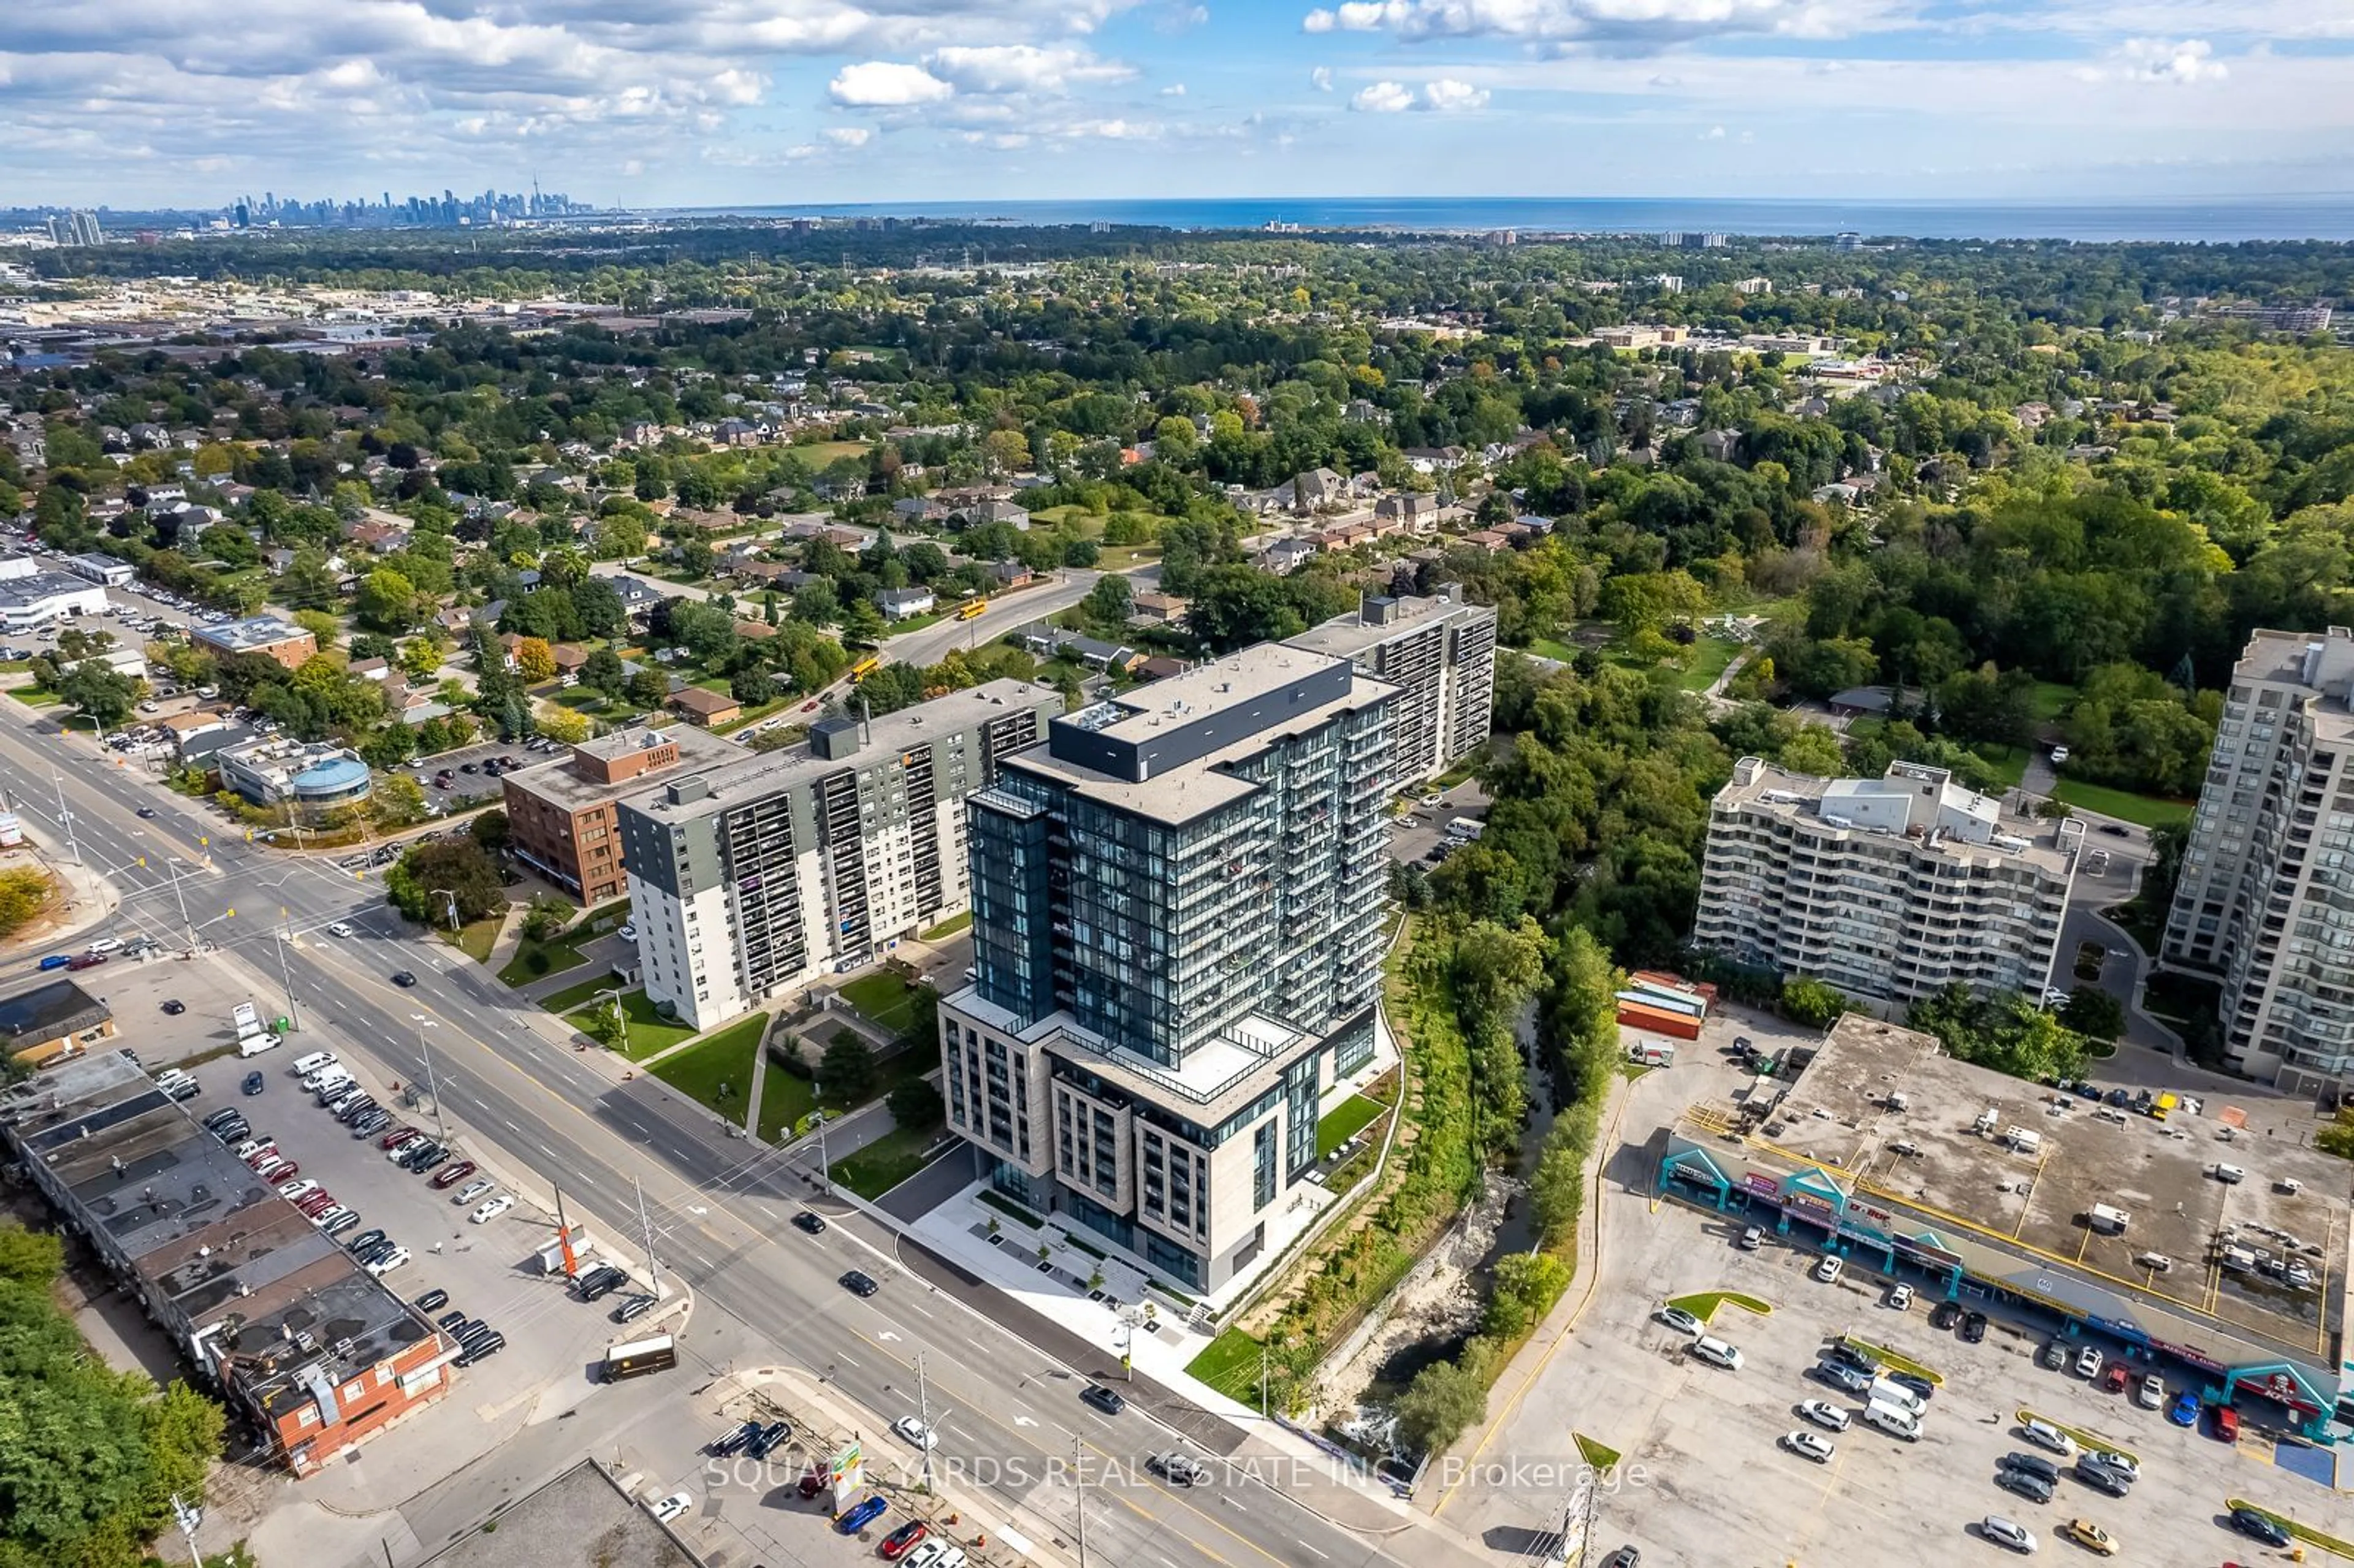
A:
[4,2,2351,211]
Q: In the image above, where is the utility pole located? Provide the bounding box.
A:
[1260,1344,1269,1420]
[272,915,303,1031]
[633,1176,663,1300]
[915,1351,936,1491]
[167,1493,204,1567]
[409,1015,449,1146]
[51,772,82,865]
[1071,1436,1089,1568]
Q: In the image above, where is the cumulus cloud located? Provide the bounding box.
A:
[1701,123,1726,138]
[1421,78,1488,111]
[1311,65,1335,91]
[823,125,872,146]
[925,44,1135,95]
[1297,0,1884,51]
[1351,78,1488,112]
[1160,82,1187,96]
[2121,37,2229,83]
[828,61,954,106]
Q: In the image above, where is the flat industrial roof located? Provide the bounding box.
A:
[503,725,739,813]
[417,1459,701,1568]
[1759,1016,2346,1363]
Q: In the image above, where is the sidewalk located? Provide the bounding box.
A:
[1,834,123,957]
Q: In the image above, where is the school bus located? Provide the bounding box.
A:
[850,656,881,680]
[956,598,989,622]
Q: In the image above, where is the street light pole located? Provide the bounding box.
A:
[1071,1436,1088,1568]
[427,888,460,938]
[273,915,303,1032]
[409,1015,449,1146]
[915,1352,935,1493]
[50,771,82,865]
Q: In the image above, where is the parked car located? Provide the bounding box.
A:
[2071,1460,2130,1498]
[363,1246,411,1277]
[880,1521,931,1560]
[1735,1225,1762,1250]
[2135,1374,2164,1409]
[1654,1306,1704,1337]
[2168,1391,2200,1426]
[2081,1449,2138,1483]
[746,1420,794,1460]
[322,1209,362,1237]
[1930,1301,1963,1331]
[1961,1311,1988,1343]
[2213,1404,2241,1443]
[1980,1515,2036,1555]
[430,1160,478,1189]
[2074,1345,2103,1379]
[1797,1399,1849,1432]
[2059,1520,2117,1558]
[416,1288,450,1313]
[2019,1420,2076,1456]
[470,1195,514,1224]
[648,1493,692,1524]
[1813,1254,1845,1284]
[2038,1340,2068,1371]
[2231,1508,2291,1547]
[241,1071,265,1095]
[1812,1362,1873,1395]
[2100,1363,2129,1394]
[452,1179,495,1205]
[1995,1469,2054,1505]
[837,1495,888,1534]
[612,1293,658,1324]
[1781,1429,1835,1464]
[1886,1282,1913,1311]
[709,1421,761,1457]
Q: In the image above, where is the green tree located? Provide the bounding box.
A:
[627,668,671,710]
[56,663,141,730]
[1780,976,1851,1029]
[1777,725,1846,778]
[2059,986,2125,1042]
[356,568,421,633]
[1393,1360,1487,1456]
[371,772,429,828]
[582,647,629,696]
[887,1077,945,1131]
[820,1030,878,1102]
[1083,575,1133,625]
[0,866,55,939]
[839,596,887,645]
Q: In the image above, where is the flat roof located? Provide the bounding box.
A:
[1,1050,446,1420]
[0,977,109,1046]
[625,679,1058,826]
[1716,756,2078,878]
[192,615,310,651]
[417,1459,701,1568]
[1754,1015,2345,1364]
[1284,587,1486,659]
[948,985,1319,1121]
[505,725,739,813]
[1005,666,1393,828]
[0,569,107,607]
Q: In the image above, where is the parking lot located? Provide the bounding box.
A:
[1449,1065,2354,1567]
[403,737,554,808]
[1387,777,1493,868]
[204,1044,653,1463]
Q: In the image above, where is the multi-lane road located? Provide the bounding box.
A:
[0,702,1480,1568]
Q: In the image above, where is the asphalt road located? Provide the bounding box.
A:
[0,700,1466,1568]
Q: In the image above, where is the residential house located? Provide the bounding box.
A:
[1697,428,1742,463]
[1128,591,1188,626]
[875,587,936,622]
[605,576,671,623]
[1460,530,1512,553]
[666,687,742,728]
[1258,538,1320,575]
[988,560,1035,589]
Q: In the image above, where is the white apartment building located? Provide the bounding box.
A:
[2163,626,2354,1093]
[1694,757,2081,1005]
[1284,585,1495,783]
[615,681,1061,1030]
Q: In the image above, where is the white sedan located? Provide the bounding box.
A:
[891,1416,939,1450]
[647,1492,691,1523]
[329,922,354,938]
[452,1179,495,1206]
[1797,1399,1851,1432]
[1654,1306,1704,1337]
[469,1195,514,1224]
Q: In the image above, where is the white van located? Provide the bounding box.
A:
[1862,1402,1922,1442]
[237,1032,283,1057]
[1688,1335,1743,1371]
[291,1051,338,1077]
[1868,1377,1925,1416]
[2212,1162,2246,1185]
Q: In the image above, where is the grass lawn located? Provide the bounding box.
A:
[441,915,501,964]
[2030,680,2076,723]
[2225,1499,2354,1560]
[1675,637,1743,693]
[497,901,630,986]
[649,1013,769,1126]
[1664,1290,1772,1322]
[789,439,871,468]
[1186,1327,1265,1399]
[569,989,698,1060]
[1316,1094,1385,1159]
[2052,779,2195,829]
[829,1125,942,1199]
[837,970,926,1036]
[1525,637,1578,663]
[755,1037,940,1141]
[1969,744,2030,789]
[918,911,971,941]
[539,973,624,1014]
[2019,1409,2138,1465]
[1574,1433,1622,1471]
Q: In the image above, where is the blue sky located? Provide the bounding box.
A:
[3,1,2349,209]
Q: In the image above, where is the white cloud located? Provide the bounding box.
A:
[828,61,954,106]
[1160,82,1187,96]
[1702,123,1726,138]
[1422,78,1488,112]
[2121,37,2229,83]
[1295,0,1895,50]
[924,44,1134,95]
[1311,65,1335,91]
[823,126,872,146]
[1303,8,1336,31]
[1349,80,1416,112]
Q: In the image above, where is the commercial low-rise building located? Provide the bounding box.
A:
[1693,756,2079,1005]
[0,554,110,629]
[0,976,114,1068]
[1658,1014,2350,1436]
[216,737,373,814]
[940,642,1396,1292]
[1283,585,1495,783]
[191,615,319,670]
[0,1051,459,1474]
[503,725,737,906]
[619,680,1062,1030]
